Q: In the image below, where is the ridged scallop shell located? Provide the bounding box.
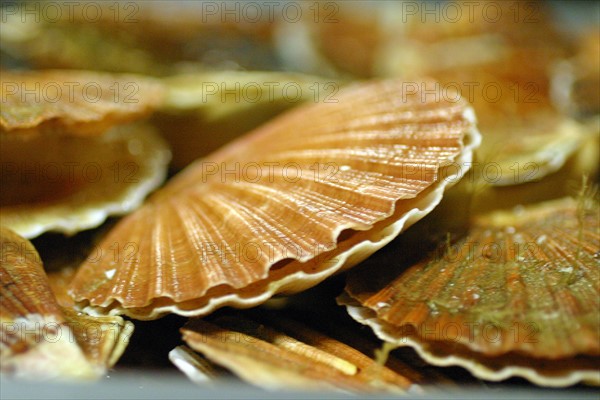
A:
[473,107,584,186]
[69,79,481,319]
[0,70,165,136]
[0,227,133,380]
[154,71,338,169]
[340,197,600,386]
[0,123,170,238]
[180,310,447,393]
[404,64,585,186]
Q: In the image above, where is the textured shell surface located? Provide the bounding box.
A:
[340,197,600,386]
[69,78,481,319]
[0,227,132,380]
[180,310,446,394]
[342,297,599,387]
[0,123,170,238]
[0,70,165,136]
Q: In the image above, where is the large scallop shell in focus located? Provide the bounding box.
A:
[0,123,170,238]
[340,197,600,386]
[0,70,165,136]
[69,79,481,319]
[0,227,133,380]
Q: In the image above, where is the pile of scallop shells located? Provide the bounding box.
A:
[1,1,598,394]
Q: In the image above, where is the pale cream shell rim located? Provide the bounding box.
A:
[339,294,600,387]
[169,346,217,385]
[491,117,585,186]
[5,129,171,239]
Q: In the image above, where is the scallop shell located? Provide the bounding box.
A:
[154,71,339,169]
[0,123,170,238]
[340,197,600,386]
[0,3,277,75]
[69,79,481,319]
[0,227,133,380]
[275,2,388,77]
[371,3,582,186]
[375,0,567,76]
[408,64,585,186]
[181,310,445,393]
[0,70,165,136]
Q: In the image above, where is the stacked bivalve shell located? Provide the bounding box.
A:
[0,227,133,380]
[0,70,171,238]
[339,196,600,386]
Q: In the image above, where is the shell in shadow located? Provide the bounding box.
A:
[340,197,600,386]
[180,309,452,393]
[68,78,481,319]
[0,3,280,75]
[0,123,170,238]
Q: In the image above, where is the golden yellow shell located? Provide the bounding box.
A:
[181,310,443,393]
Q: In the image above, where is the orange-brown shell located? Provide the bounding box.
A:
[372,1,583,186]
[0,70,165,136]
[69,78,481,319]
[341,197,600,386]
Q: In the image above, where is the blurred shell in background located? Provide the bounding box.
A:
[0,123,170,238]
[0,70,165,136]
[180,309,457,394]
[155,71,341,170]
[0,1,280,75]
